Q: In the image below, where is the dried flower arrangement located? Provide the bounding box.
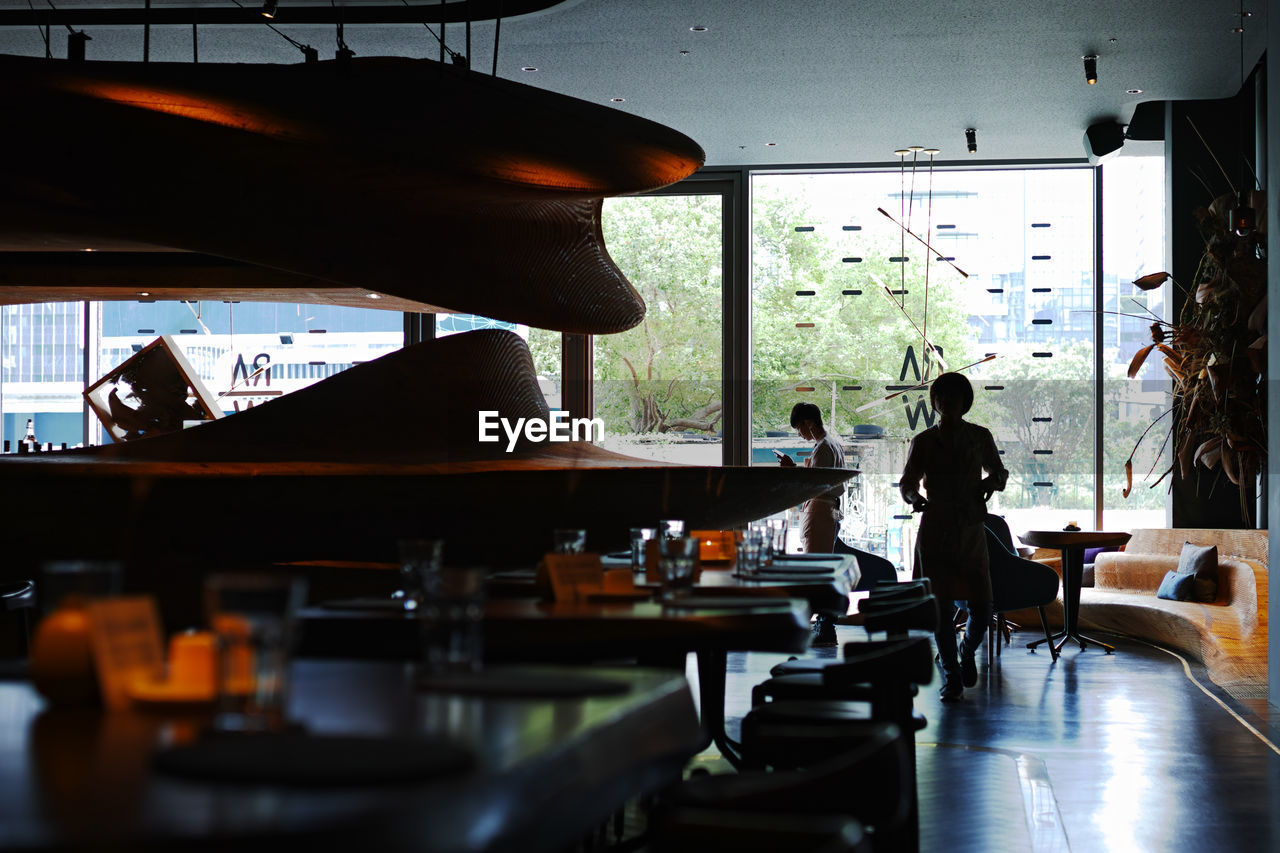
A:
[1122,186,1266,524]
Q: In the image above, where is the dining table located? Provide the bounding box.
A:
[302,593,816,769]
[1020,529,1132,654]
[0,659,701,852]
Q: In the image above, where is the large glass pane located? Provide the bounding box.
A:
[93,300,403,442]
[1,302,85,449]
[1102,153,1170,528]
[593,194,723,464]
[436,314,562,411]
[752,168,1095,567]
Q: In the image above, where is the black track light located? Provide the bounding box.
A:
[1232,190,1256,237]
[965,128,977,154]
[1084,54,1098,85]
[67,29,90,62]
[261,0,278,18]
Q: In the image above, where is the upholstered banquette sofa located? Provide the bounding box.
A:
[1035,528,1268,698]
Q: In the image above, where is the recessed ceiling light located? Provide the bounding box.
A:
[765,142,777,147]
[136,292,150,297]
[689,25,708,32]
[610,97,626,103]
[82,247,95,252]
[366,293,382,299]
[521,66,538,72]
[679,50,690,56]
[1126,88,1143,94]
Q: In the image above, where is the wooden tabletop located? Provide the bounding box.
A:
[300,596,814,662]
[0,660,700,852]
[1019,530,1132,549]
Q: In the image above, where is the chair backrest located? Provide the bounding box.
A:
[830,634,935,687]
[835,542,898,590]
[984,515,1059,613]
[860,595,939,635]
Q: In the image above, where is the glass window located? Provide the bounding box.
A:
[1,302,85,449]
[752,168,1096,566]
[1102,153,1170,528]
[593,194,724,464]
[94,301,403,441]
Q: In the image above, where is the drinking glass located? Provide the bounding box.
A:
[204,573,306,733]
[553,528,588,554]
[750,520,773,564]
[629,527,656,572]
[737,527,765,577]
[768,517,789,558]
[658,536,699,598]
[415,565,486,675]
[398,538,443,612]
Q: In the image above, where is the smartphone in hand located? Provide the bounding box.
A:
[772,450,787,460]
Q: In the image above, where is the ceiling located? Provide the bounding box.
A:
[0,0,1268,168]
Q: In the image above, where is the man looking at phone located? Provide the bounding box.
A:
[778,402,847,645]
[778,402,847,553]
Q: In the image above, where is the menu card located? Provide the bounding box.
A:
[84,597,165,711]
[543,552,605,602]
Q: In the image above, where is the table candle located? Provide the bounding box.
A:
[168,630,216,698]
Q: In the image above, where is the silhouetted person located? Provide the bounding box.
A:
[899,372,1006,701]
[780,402,847,645]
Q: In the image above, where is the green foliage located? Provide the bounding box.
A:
[749,183,973,437]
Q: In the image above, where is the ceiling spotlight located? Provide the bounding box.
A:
[894,149,911,157]
[690,25,708,32]
[366,292,382,300]
[923,148,940,156]
[765,142,777,147]
[261,0,278,18]
[67,29,90,62]
[1084,54,1099,85]
[1232,190,1256,236]
[965,128,977,154]
[610,97,626,103]
[1126,88,1143,95]
[520,66,538,72]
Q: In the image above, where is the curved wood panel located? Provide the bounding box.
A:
[0,54,705,333]
[1,331,854,569]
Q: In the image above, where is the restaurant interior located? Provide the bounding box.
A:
[0,1,1278,851]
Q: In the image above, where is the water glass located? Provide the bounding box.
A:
[749,520,773,564]
[658,519,686,539]
[629,527,656,572]
[553,528,588,554]
[398,538,443,612]
[204,573,306,732]
[416,565,486,674]
[737,528,765,577]
[768,517,789,558]
[658,536,699,597]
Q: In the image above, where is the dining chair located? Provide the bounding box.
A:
[657,720,906,852]
[984,514,1061,663]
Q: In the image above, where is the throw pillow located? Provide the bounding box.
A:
[1156,569,1197,602]
[1177,542,1219,603]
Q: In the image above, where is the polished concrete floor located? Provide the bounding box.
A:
[689,624,1280,853]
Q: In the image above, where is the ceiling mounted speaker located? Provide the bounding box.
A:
[1084,121,1126,164]
[1124,101,1165,141]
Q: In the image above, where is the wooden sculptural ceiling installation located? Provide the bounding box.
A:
[0,52,704,333]
[7,332,854,567]
[0,35,856,571]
